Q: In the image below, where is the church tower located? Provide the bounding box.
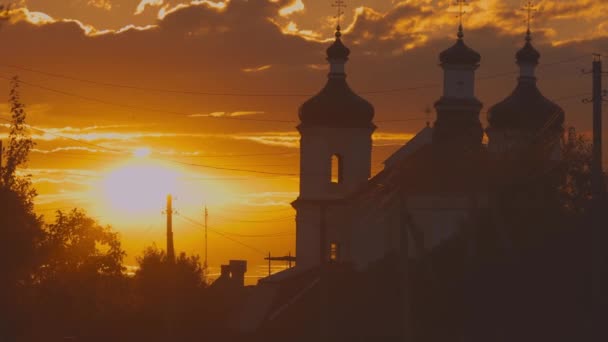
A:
[293,25,375,269]
[486,29,564,158]
[432,23,483,152]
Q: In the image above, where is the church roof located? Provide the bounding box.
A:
[298,28,375,128]
[298,78,375,128]
[487,35,564,132]
[326,29,350,61]
[439,26,481,66]
[487,81,564,131]
[383,124,433,169]
[516,31,540,65]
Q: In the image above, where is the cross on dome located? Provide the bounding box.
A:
[454,0,469,38]
[522,0,539,41]
[332,0,347,36]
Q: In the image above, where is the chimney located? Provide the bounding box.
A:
[229,260,247,287]
[220,264,230,279]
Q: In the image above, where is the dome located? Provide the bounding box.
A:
[327,29,350,61]
[299,78,375,128]
[516,32,540,65]
[299,27,374,128]
[439,26,481,66]
[487,81,564,131]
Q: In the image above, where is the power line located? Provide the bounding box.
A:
[0,54,588,104]
[212,212,295,223]
[177,214,267,255]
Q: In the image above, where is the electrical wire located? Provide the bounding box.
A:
[177,214,268,255]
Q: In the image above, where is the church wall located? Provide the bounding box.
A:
[443,67,476,99]
[407,195,487,250]
[299,125,373,200]
[347,193,488,271]
[295,203,322,270]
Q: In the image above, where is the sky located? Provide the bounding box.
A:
[0,0,606,282]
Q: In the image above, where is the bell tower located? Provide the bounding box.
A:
[293,24,375,269]
[433,1,483,152]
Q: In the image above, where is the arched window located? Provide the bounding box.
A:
[331,154,343,184]
[329,242,339,262]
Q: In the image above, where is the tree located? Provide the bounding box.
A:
[559,131,593,216]
[0,77,42,287]
[25,209,129,340]
[0,76,45,339]
[1,77,36,203]
[134,246,206,340]
[135,245,205,297]
[38,208,126,280]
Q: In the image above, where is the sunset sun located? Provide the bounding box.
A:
[102,158,179,216]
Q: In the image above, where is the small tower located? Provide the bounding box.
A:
[293,25,375,269]
[433,20,483,152]
[486,27,564,158]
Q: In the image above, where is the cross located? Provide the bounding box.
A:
[454,0,468,27]
[332,0,347,30]
[522,0,538,36]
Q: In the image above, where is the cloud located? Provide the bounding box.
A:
[135,0,165,15]
[242,65,273,73]
[279,0,304,17]
[189,111,265,117]
[87,0,113,11]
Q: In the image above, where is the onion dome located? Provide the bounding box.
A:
[439,25,481,66]
[487,32,564,131]
[326,28,350,62]
[515,30,540,65]
[487,82,564,131]
[299,26,375,128]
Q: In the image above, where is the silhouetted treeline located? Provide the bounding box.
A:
[0,78,239,341]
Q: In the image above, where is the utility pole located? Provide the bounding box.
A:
[0,140,3,186]
[204,205,208,271]
[591,54,606,342]
[268,252,272,276]
[166,194,175,263]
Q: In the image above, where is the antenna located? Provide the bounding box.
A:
[332,0,347,30]
[203,205,208,271]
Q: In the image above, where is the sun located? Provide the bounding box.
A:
[101,158,179,217]
[133,147,152,158]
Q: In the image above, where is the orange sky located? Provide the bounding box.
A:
[0,0,606,282]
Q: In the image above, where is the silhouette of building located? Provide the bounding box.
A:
[211,260,248,289]
[487,28,564,160]
[293,24,375,269]
[235,23,568,339]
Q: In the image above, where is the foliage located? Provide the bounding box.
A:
[559,132,593,215]
[1,77,36,206]
[38,208,126,281]
[135,245,205,294]
[0,77,42,286]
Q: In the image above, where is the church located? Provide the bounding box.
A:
[233,19,571,341]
